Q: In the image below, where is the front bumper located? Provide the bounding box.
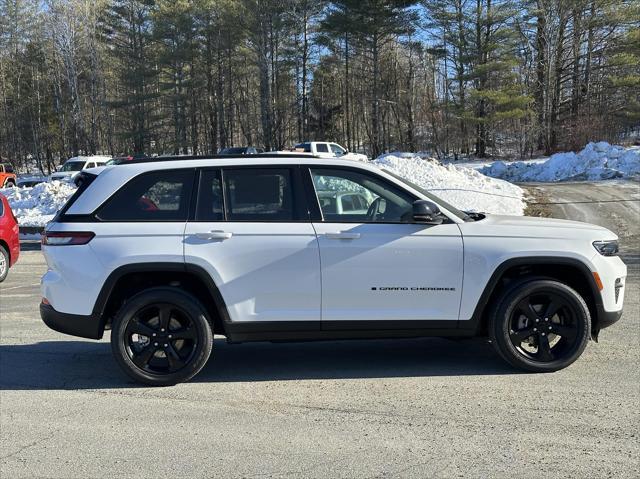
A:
[598,309,623,330]
[40,303,103,339]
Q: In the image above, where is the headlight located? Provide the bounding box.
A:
[593,240,619,256]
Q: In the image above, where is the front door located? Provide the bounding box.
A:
[307,167,463,327]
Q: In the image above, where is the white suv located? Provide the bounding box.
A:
[50,156,111,182]
[40,154,626,385]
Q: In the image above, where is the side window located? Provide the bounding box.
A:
[316,143,329,153]
[310,168,414,223]
[330,144,345,155]
[86,162,96,169]
[224,168,294,221]
[0,199,4,217]
[98,169,194,221]
[196,170,224,221]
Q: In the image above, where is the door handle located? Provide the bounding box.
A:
[194,230,233,240]
[325,232,361,240]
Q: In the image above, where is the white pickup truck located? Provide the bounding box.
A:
[295,142,368,162]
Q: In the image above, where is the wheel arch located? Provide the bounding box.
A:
[94,262,231,337]
[469,256,603,338]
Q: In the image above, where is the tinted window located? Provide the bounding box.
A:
[311,168,414,223]
[4,164,14,173]
[98,169,194,221]
[196,170,224,221]
[224,168,293,221]
[316,143,329,153]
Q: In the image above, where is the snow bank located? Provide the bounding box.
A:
[371,153,525,216]
[1,181,76,227]
[481,142,640,182]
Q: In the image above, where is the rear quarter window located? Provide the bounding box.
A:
[97,169,195,222]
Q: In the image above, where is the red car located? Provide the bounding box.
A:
[0,193,19,282]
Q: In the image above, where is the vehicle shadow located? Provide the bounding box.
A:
[0,337,517,391]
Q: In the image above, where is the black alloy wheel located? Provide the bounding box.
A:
[508,292,582,363]
[125,303,199,374]
[490,280,591,372]
[111,288,213,385]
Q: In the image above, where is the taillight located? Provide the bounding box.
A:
[41,231,95,246]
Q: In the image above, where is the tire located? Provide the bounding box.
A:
[489,279,591,372]
[3,180,15,188]
[0,246,9,283]
[110,287,213,386]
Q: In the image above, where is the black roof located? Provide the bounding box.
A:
[124,153,316,165]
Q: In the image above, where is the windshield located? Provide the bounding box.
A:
[60,161,85,172]
[382,169,469,221]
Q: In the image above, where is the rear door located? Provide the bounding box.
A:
[184,166,321,327]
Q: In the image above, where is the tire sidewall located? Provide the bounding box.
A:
[111,287,213,386]
[0,246,9,282]
[491,280,591,372]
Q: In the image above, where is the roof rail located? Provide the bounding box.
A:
[123,152,318,165]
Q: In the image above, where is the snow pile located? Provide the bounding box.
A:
[481,142,640,182]
[371,153,525,216]
[1,181,77,227]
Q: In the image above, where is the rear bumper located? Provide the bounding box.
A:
[40,303,103,340]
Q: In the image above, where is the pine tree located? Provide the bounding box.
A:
[102,0,158,154]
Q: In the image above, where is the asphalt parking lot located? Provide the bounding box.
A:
[1,181,639,478]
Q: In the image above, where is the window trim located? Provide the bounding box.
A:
[304,165,421,225]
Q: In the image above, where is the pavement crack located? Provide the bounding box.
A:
[0,431,56,461]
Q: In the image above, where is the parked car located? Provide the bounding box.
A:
[50,156,111,182]
[294,142,368,162]
[40,154,626,385]
[316,191,373,216]
[0,193,20,282]
[17,176,48,188]
[107,156,134,165]
[0,163,17,188]
[218,147,262,155]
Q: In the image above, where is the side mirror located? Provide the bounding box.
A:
[412,200,443,224]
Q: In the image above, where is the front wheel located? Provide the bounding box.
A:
[111,287,213,386]
[489,280,591,372]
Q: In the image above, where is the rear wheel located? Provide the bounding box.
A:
[111,287,213,386]
[489,279,591,372]
[0,246,9,282]
[3,179,15,188]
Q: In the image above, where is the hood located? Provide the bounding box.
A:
[459,214,616,240]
